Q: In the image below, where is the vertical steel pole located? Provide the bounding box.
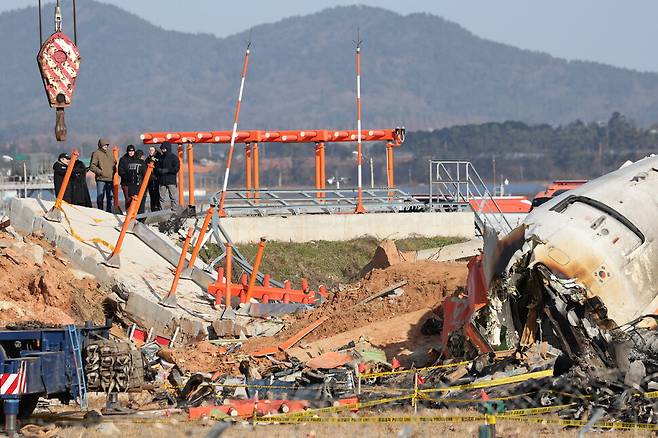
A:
[178,145,185,207]
[187,144,195,208]
[112,145,120,211]
[314,143,321,198]
[354,42,365,213]
[245,144,252,198]
[218,41,251,216]
[253,142,260,202]
[319,142,326,199]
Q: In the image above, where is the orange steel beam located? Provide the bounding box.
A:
[105,162,154,266]
[245,144,252,198]
[218,42,251,217]
[387,142,395,188]
[187,144,195,207]
[245,238,266,302]
[53,149,79,209]
[186,205,214,271]
[141,129,404,146]
[161,227,194,307]
[319,142,326,198]
[252,316,328,357]
[253,143,260,200]
[177,145,185,207]
[112,145,120,211]
[314,143,321,198]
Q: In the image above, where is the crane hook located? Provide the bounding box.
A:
[54,1,62,32]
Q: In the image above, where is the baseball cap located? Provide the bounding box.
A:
[127,144,136,152]
[58,153,71,160]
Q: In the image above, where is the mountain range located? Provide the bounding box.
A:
[4,2,658,149]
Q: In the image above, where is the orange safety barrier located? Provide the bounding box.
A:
[223,243,233,308]
[187,144,195,208]
[160,227,194,307]
[112,145,120,212]
[208,271,322,306]
[104,162,154,268]
[245,238,266,302]
[177,145,185,208]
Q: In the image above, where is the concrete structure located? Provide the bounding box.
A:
[219,211,475,243]
[413,238,483,262]
[9,198,222,342]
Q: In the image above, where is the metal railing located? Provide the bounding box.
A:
[428,160,512,235]
[210,187,424,216]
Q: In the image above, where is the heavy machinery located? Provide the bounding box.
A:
[0,322,147,435]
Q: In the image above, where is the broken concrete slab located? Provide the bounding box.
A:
[359,239,401,277]
[414,238,482,262]
[9,198,225,342]
[212,317,284,338]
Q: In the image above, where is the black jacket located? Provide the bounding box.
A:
[118,154,146,187]
[156,143,180,186]
[145,152,160,188]
[53,160,72,203]
[70,161,92,207]
[53,160,91,207]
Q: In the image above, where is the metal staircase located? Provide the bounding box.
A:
[428,160,512,235]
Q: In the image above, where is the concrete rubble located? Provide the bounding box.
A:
[5,158,658,435]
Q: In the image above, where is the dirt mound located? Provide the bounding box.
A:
[246,260,467,349]
[0,230,106,326]
[162,341,241,375]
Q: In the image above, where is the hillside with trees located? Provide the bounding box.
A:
[4,2,658,150]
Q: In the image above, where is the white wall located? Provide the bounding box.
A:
[220,212,475,243]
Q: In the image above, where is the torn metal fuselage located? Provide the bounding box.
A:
[471,156,658,375]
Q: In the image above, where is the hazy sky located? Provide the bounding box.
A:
[4,0,656,72]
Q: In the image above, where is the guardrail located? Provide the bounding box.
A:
[210,187,425,216]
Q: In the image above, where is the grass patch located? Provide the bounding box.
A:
[200,235,466,289]
[395,235,467,251]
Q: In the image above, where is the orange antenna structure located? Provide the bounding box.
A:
[218,39,252,217]
[354,29,365,213]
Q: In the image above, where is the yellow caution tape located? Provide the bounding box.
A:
[254,415,483,424]
[59,206,115,251]
[419,369,553,395]
[422,391,538,405]
[279,393,415,418]
[360,360,472,379]
[503,403,575,417]
[62,200,110,224]
[499,415,658,431]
